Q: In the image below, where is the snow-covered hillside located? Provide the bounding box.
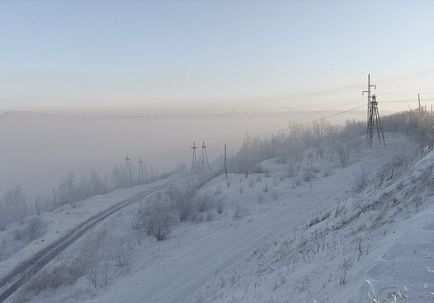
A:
[4,134,433,303]
[194,142,434,303]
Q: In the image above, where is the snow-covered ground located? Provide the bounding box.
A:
[0,173,186,281]
[5,134,432,303]
[193,140,434,303]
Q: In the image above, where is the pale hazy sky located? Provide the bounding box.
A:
[1,1,434,113]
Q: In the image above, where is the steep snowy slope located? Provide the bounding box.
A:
[194,144,434,303]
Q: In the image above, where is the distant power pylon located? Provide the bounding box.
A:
[362,74,386,148]
[125,155,133,186]
[201,141,211,170]
[137,158,145,184]
[224,144,228,179]
[191,142,199,173]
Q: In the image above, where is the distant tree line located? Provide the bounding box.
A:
[227,109,434,176]
[0,161,155,230]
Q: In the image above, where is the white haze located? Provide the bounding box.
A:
[0,110,365,197]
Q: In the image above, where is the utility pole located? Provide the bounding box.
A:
[201,141,211,170]
[363,74,376,140]
[125,155,133,186]
[362,74,386,148]
[224,144,228,179]
[191,142,198,173]
[137,158,145,185]
[418,93,421,111]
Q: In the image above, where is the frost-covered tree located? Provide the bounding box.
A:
[136,202,172,241]
[0,186,28,226]
[57,171,78,207]
[111,165,128,189]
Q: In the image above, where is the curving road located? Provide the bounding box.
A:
[0,171,222,303]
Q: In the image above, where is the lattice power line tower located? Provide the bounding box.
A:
[201,141,211,170]
[191,142,199,173]
[362,74,386,148]
[137,158,145,184]
[124,155,134,186]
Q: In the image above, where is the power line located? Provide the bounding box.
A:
[381,98,434,103]
[127,85,434,164]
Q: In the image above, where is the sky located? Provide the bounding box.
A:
[1,1,434,113]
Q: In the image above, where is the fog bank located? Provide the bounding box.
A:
[0,110,364,197]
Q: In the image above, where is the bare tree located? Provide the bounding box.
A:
[335,141,350,168]
[166,187,194,222]
[353,168,368,193]
[136,203,172,241]
[111,165,129,189]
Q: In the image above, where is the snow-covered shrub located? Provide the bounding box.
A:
[190,212,205,224]
[136,203,172,241]
[24,216,44,241]
[322,167,332,177]
[411,194,423,211]
[206,212,215,222]
[15,261,84,303]
[14,217,43,241]
[292,177,302,188]
[287,163,296,178]
[238,185,244,194]
[216,199,224,214]
[376,155,409,184]
[76,229,131,288]
[353,168,368,193]
[109,238,133,271]
[302,167,315,182]
[195,195,210,213]
[86,258,115,288]
[166,186,195,222]
[214,186,222,195]
[233,203,247,219]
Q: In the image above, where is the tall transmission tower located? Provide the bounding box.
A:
[191,142,199,173]
[125,155,133,186]
[362,74,386,148]
[137,158,145,184]
[201,141,211,170]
